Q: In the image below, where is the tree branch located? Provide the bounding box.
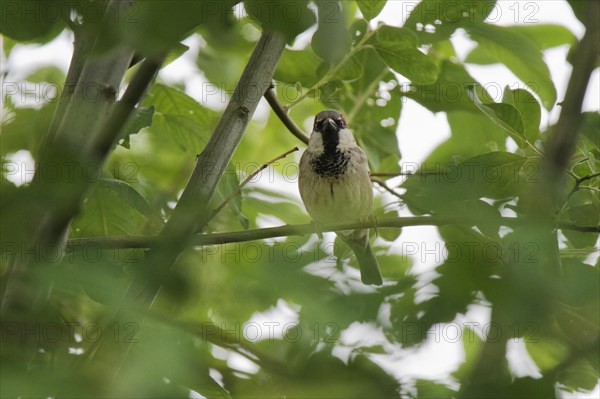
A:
[463,5,600,396]
[110,31,287,314]
[543,2,599,183]
[43,23,95,148]
[64,217,599,252]
[566,171,600,200]
[1,0,138,318]
[86,54,164,159]
[89,30,287,371]
[264,85,309,144]
[162,33,287,239]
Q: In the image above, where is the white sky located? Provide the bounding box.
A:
[1,1,598,398]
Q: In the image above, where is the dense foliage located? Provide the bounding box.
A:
[1,0,598,397]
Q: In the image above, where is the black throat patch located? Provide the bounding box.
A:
[310,132,350,177]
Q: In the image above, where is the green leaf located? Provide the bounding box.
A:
[71,178,161,237]
[197,21,256,88]
[402,152,530,216]
[465,24,576,65]
[119,106,154,149]
[355,0,386,20]
[373,25,439,84]
[349,18,368,46]
[162,42,190,68]
[315,46,402,170]
[467,86,526,146]
[432,111,507,163]
[245,0,315,42]
[508,377,555,399]
[104,1,238,56]
[335,55,364,82]
[311,1,350,63]
[403,0,497,43]
[562,204,600,248]
[144,84,204,120]
[97,178,158,220]
[274,48,322,87]
[526,338,570,372]
[579,112,600,150]
[24,65,66,84]
[142,84,217,154]
[0,0,62,41]
[404,60,493,113]
[502,87,541,144]
[558,359,600,393]
[1,101,57,158]
[465,22,556,109]
[150,114,209,154]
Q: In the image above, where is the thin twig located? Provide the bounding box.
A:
[264,85,309,144]
[566,171,600,200]
[371,178,403,201]
[206,147,299,223]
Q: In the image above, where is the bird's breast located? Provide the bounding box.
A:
[299,149,373,224]
[309,150,350,178]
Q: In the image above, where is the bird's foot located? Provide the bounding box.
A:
[310,220,324,239]
[367,214,380,237]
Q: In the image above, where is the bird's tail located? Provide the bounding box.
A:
[341,232,383,286]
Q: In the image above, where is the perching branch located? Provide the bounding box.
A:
[264,85,309,144]
[64,217,600,252]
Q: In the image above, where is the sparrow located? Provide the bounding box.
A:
[298,110,383,285]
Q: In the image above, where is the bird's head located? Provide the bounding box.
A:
[309,109,355,153]
[313,109,347,135]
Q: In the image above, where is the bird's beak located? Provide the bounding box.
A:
[322,117,338,133]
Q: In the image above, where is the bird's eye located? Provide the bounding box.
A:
[315,120,323,131]
[336,119,346,128]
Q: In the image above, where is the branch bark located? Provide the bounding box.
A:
[64,217,599,252]
[264,86,309,144]
[461,4,600,397]
[112,31,287,312]
[89,30,287,375]
[0,1,159,318]
[43,24,95,148]
[543,1,599,187]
